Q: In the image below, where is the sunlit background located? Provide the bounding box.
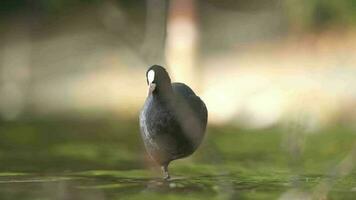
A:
[0,0,355,199]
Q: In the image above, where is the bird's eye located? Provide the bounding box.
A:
[147,70,155,84]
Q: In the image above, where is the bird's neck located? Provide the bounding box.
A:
[153,85,174,103]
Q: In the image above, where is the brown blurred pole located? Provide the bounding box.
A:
[166,0,198,89]
[141,0,168,66]
[0,17,31,120]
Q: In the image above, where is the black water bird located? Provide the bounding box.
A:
[139,65,208,180]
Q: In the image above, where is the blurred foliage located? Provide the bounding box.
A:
[204,0,281,10]
[0,0,145,15]
[1,0,355,30]
[283,0,356,30]
[36,0,101,13]
[0,0,99,15]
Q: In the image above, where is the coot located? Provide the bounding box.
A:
[139,65,208,180]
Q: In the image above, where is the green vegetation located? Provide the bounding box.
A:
[283,0,356,30]
[1,0,355,29]
[0,119,355,199]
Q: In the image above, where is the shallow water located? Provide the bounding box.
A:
[0,119,355,199]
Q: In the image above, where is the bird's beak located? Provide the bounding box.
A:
[148,83,156,95]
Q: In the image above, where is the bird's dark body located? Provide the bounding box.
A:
[140,82,207,166]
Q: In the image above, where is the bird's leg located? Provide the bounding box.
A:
[161,164,170,180]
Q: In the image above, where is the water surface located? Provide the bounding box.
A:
[0,119,355,199]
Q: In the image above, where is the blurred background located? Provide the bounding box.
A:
[0,0,355,199]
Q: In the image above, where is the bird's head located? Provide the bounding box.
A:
[146,65,171,95]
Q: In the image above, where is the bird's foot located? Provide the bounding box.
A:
[161,165,170,181]
[163,173,170,181]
